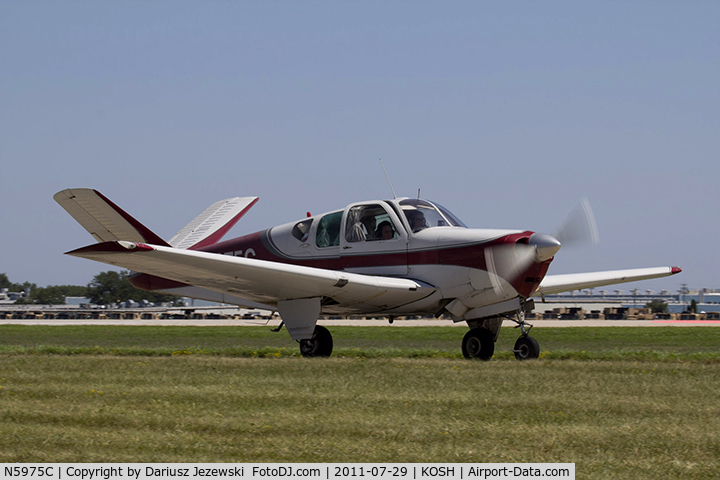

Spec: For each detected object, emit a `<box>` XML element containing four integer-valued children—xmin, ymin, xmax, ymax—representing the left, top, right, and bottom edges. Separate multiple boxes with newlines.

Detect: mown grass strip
<box><xmin>0</xmin><ymin>325</ymin><xmax>717</xmax><ymax>361</ymax></box>
<box><xmin>0</xmin><ymin>355</ymin><xmax>718</xmax><ymax>479</ymax></box>
<box><xmin>1</xmin><ymin>345</ymin><xmax>719</xmax><ymax>363</ymax></box>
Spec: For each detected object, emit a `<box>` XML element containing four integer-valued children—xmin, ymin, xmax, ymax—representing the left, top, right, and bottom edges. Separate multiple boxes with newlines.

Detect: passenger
<box><xmin>375</xmin><ymin>221</ymin><xmax>395</xmax><ymax>241</ymax></box>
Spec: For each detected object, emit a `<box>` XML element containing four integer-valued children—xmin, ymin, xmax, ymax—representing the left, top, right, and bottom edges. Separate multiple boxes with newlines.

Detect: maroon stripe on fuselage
<box><xmin>430</xmin><ymin>231</ymin><xmax>531</xmax><ymax>270</ymax></box>
<box><xmin>201</xmin><ymin>229</ymin><xmax>550</xmax><ymax>296</ymax></box>
<box><xmin>202</xmin><ymin>230</ymin><xmax>517</xmax><ymax>270</ymax></box>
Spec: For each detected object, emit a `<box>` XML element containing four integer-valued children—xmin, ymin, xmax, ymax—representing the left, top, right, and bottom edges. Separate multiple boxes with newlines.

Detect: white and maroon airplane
<box><xmin>55</xmin><ymin>188</ymin><xmax>681</xmax><ymax>360</ymax></box>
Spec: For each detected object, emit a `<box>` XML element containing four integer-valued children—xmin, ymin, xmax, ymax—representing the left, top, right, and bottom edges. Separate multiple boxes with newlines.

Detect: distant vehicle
<box><xmin>55</xmin><ymin>188</ymin><xmax>680</xmax><ymax>360</ymax></box>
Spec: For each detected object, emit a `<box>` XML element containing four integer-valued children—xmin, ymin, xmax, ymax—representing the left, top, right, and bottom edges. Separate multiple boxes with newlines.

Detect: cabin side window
<box><xmin>315</xmin><ymin>211</ymin><xmax>342</xmax><ymax>248</ymax></box>
<box><xmin>291</xmin><ymin>219</ymin><xmax>313</xmax><ymax>242</ymax></box>
<box><xmin>345</xmin><ymin>204</ymin><xmax>399</xmax><ymax>243</ymax></box>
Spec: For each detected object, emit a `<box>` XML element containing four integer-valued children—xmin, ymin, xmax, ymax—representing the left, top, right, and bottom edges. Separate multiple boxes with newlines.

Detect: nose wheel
<box><xmin>510</xmin><ymin>312</ymin><xmax>540</xmax><ymax>361</ymax></box>
<box><xmin>513</xmin><ymin>335</ymin><xmax>540</xmax><ymax>360</ymax></box>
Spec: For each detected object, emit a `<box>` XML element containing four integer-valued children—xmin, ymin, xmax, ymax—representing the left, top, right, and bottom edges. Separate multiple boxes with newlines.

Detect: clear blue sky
<box><xmin>1</xmin><ymin>1</ymin><xmax>717</xmax><ymax>294</ymax></box>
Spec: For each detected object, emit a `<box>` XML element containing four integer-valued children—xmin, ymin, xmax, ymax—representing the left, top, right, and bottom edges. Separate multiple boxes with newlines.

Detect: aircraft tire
<box><xmin>513</xmin><ymin>335</ymin><xmax>540</xmax><ymax>361</ymax></box>
<box><xmin>299</xmin><ymin>325</ymin><xmax>333</xmax><ymax>358</ymax></box>
<box><xmin>461</xmin><ymin>328</ymin><xmax>494</xmax><ymax>360</ymax></box>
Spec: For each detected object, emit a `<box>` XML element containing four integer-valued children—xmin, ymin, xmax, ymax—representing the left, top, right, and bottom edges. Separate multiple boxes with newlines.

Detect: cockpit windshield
<box><xmin>398</xmin><ymin>199</ymin><xmax>467</xmax><ymax>233</ymax></box>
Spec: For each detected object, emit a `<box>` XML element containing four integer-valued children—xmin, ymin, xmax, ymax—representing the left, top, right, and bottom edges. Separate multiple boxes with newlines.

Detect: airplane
<box><xmin>54</xmin><ymin>188</ymin><xmax>681</xmax><ymax>360</ymax></box>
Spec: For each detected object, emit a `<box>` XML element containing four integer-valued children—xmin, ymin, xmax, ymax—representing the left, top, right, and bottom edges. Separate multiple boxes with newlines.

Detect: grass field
<box><xmin>0</xmin><ymin>324</ymin><xmax>718</xmax><ymax>361</ymax></box>
<box><xmin>0</xmin><ymin>325</ymin><xmax>719</xmax><ymax>479</ymax></box>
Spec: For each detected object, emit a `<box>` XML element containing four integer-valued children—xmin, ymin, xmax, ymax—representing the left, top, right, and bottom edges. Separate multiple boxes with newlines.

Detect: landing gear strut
<box><xmin>299</xmin><ymin>325</ymin><xmax>333</xmax><ymax>358</ymax></box>
<box><xmin>509</xmin><ymin>312</ymin><xmax>540</xmax><ymax>361</ymax></box>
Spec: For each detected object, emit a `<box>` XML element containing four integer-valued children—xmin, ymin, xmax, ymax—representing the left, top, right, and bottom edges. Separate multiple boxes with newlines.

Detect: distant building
<box><xmin>65</xmin><ymin>296</ymin><xmax>91</xmax><ymax>306</ymax></box>
<box><xmin>538</xmin><ymin>289</ymin><xmax>720</xmax><ymax>313</ymax></box>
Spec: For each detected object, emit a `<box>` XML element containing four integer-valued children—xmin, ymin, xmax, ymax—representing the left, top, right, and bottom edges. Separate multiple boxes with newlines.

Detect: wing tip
<box><xmin>671</xmin><ymin>266</ymin><xmax>682</xmax><ymax>275</ymax></box>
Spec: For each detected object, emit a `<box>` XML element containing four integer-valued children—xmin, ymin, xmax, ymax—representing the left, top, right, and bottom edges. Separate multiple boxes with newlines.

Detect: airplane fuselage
<box><xmin>132</xmin><ymin>198</ymin><xmax>554</xmax><ymax>319</ymax></box>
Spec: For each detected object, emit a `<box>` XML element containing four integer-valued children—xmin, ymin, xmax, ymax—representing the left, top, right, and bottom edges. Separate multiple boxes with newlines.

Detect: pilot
<box><xmin>375</xmin><ymin>221</ymin><xmax>395</xmax><ymax>241</ymax></box>
<box><xmin>405</xmin><ymin>210</ymin><xmax>427</xmax><ymax>233</ymax></box>
<box><xmin>361</xmin><ymin>216</ymin><xmax>377</xmax><ymax>240</ymax></box>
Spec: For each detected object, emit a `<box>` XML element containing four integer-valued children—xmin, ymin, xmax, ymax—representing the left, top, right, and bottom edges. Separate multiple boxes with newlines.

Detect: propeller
<box><xmin>484</xmin><ymin>198</ymin><xmax>599</xmax><ymax>296</ymax></box>
<box><xmin>553</xmin><ymin>197</ymin><xmax>599</xmax><ymax>248</ymax></box>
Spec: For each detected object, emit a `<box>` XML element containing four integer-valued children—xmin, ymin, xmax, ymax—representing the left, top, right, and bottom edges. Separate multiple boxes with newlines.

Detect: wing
<box><xmin>66</xmin><ymin>241</ymin><xmax>435</xmax><ymax>311</ymax></box>
<box><xmin>534</xmin><ymin>266</ymin><xmax>682</xmax><ymax>296</ymax></box>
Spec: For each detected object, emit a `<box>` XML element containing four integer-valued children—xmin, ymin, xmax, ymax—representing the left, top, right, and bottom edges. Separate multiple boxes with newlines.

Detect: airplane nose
<box><xmin>529</xmin><ymin>233</ymin><xmax>562</xmax><ymax>262</ymax></box>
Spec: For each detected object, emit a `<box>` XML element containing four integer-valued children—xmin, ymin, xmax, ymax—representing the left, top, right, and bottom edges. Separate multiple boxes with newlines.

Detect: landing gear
<box><xmin>513</xmin><ymin>335</ymin><xmax>540</xmax><ymax>360</ymax></box>
<box><xmin>461</xmin><ymin>308</ymin><xmax>540</xmax><ymax>361</ymax></box>
<box><xmin>461</xmin><ymin>328</ymin><xmax>495</xmax><ymax>360</ymax></box>
<box><xmin>299</xmin><ymin>325</ymin><xmax>333</xmax><ymax>358</ymax></box>
<box><xmin>510</xmin><ymin>311</ymin><xmax>540</xmax><ymax>361</ymax></box>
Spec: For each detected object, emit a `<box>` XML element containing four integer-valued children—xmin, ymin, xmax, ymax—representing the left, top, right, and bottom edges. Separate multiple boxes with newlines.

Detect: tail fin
<box><xmin>54</xmin><ymin>188</ymin><xmax>170</xmax><ymax>246</ymax></box>
<box><xmin>55</xmin><ymin>188</ymin><xmax>259</xmax><ymax>250</ymax></box>
<box><xmin>168</xmin><ymin>196</ymin><xmax>258</xmax><ymax>250</ymax></box>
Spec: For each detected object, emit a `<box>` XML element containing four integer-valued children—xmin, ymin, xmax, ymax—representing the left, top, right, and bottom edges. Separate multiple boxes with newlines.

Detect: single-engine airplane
<box><xmin>55</xmin><ymin>188</ymin><xmax>681</xmax><ymax>360</ymax></box>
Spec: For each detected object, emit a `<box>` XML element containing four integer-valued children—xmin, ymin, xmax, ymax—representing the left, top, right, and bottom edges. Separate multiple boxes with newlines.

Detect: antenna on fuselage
<box><xmin>380</xmin><ymin>158</ymin><xmax>397</xmax><ymax>199</ymax></box>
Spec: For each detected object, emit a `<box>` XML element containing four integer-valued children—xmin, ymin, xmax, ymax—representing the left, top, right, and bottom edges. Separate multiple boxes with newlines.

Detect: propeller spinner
<box><xmin>528</xmin><ymin>232</ymin><xmax>562</xmax><ymax>262</ymax></box>
<box><xmin>485</xmin><ymin>198</ymin><xmax>598</xmax><ymax>296</ymax></box>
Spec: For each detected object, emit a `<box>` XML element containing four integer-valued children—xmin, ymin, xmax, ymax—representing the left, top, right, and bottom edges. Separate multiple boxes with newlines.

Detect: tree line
<box><xmin>1</xmin><ymin>271</ymin><xmax>179</xmax><ymax>306</ymax></box>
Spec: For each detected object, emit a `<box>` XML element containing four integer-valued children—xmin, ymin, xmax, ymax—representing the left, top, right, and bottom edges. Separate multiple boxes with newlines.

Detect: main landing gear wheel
<box><xmin>461</xmin><ymin>328</ymin><xmax>495</xmax><ymax>360</ymax></box>
<box><xmin>299</xmin><ymin>325</ymin><xmax>333</xmax><ymax>358</ymax></box>
<box><xmin>513</xmin><ymin>335</ymin><xmax>540</xmax><ymax>361</ymax></box>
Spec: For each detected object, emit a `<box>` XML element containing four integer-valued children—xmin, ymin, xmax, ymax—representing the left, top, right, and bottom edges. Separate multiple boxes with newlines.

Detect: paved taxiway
<box><xmin>1</xmin><ymin>318</ymin><xmax>719</xmax><ymax>327</ymax></box>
